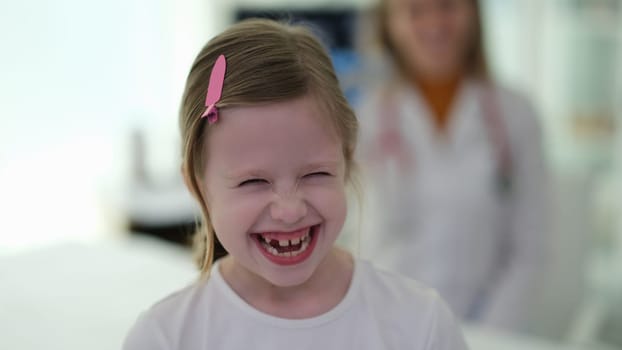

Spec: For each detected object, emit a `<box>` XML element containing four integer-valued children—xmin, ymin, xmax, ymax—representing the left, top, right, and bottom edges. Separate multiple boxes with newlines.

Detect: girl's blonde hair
<box><xmin>376</xmin><ymin>0</ymin><xmax>489</xmax><ymax>79</ymax></box>
<box><xmin>179</xmin><ymin>19</ymin><xmax>359</xmax><ymax>278</ymax></box>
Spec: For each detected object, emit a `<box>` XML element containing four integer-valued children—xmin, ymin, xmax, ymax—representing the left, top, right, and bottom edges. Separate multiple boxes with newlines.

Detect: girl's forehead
<box><xmin>210</xmin><ymin>95</ymin><xmax>339</xmax><ymax>141</ymax></box>
<box><xmin>203</xmin><ymin>95</ymin><xmax>343</xmax><ymax>165</ymax></box>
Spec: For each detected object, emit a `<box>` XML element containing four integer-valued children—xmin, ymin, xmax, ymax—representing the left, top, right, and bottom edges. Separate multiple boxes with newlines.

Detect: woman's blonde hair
<box><xmin>179</xmin><ymin>19</ymin><xmax>359</xmax><ymax>278</ymax></box>
<box><xmin>376</xmin><ymin>0</ymin><xmax>489</xmax><ymax>79</ymax></box>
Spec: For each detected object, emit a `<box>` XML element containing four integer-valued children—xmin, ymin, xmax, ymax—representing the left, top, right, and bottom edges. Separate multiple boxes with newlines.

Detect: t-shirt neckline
<box><xmin>210</xmin><ymin>258</ymin><xmax>361</xmax><ymax>329</ymax></box>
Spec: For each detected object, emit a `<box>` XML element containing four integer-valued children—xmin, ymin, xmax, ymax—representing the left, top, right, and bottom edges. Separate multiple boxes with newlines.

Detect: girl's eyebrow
<box><xmin>223</xmin><ymin>169</ymin><xmax>268</xmax><ymax>181</ymax></box>
<box><xmin>223</xmin><ymin>160</ymin><xmax>342</xmax><ymax>180</ymax></box>
<box><xmin>300</xmin><ymin>160</ymin><xmax>341</xmax><ymax>172</ymax></box>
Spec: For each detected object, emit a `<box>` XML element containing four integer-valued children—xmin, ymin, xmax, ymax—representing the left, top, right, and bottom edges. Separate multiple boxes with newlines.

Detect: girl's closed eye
<box><xmin>303</xmin><ymin>171</ymin><xmax>333</xmax><ymax>178</ymax></box>
<box><xmin>302</xmin><ymin>171</ymin><xmax>336</xmax><ymax>185</ymax></box>
<box><xmin>238</xmin><ymin>178</ymin><xmax>270</xmax><ymax>187</ymax></box>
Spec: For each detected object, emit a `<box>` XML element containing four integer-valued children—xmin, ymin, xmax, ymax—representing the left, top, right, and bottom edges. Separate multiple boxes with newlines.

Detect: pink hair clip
<box><xmin>200</xmin><ymin>54</ymin><xmax>227</xmax><ymax>124</ymax></box>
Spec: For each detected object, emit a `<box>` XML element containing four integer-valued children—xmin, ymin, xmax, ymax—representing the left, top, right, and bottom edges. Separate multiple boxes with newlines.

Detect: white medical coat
<box><xmin>356</xmin><ymin>78</ymin><xmax>550</xmax><ymax>331</ymax></box>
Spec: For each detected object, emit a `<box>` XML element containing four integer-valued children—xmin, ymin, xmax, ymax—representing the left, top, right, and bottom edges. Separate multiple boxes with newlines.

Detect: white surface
<box><xmin>0</xmin><ymin>236</ymin><xmax>613</xmax><ymax>350</ymax></box>
<box><xmin>465</xmin><ymin>326</ymin><xmax>617</xmax><ymax>350</ymax></box>
<box><xmin>0</xmin><ymin>236</ymin><xmax>196</xmax><ymax>350</ymax></box>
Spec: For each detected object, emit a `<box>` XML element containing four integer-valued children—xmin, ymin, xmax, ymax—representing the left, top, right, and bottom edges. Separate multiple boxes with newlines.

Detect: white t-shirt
<box><xmin>123</xmin><ymin>259</ymin><xmax>468</xmax><ymax>350</ymax></box>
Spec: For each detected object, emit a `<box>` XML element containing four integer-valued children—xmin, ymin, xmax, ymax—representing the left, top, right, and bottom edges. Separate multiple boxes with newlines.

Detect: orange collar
<box><xmin>415</xmin><ymin>76</ymin><xmax>462</xmax><ymax>132</ymax></box>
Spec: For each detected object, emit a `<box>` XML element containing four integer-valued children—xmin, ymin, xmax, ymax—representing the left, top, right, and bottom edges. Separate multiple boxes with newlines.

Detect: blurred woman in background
<box><xmin>357</xmin><ymin>0</ymin><xmax>550</xmax><ymax>331</ymax></box>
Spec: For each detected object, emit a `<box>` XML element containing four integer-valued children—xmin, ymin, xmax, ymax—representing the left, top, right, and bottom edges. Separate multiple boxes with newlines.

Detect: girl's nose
<box><xmin>270</xmin><ymin>194</ymin><xmax>307</xmax><ymax>225</ymax></box>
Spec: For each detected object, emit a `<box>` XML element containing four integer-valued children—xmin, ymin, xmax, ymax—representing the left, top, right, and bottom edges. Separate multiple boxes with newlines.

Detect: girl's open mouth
<box><xmin>252</xmin><ymin>224</ymin><xmax>320</xmax><ymax>266</ymax></box>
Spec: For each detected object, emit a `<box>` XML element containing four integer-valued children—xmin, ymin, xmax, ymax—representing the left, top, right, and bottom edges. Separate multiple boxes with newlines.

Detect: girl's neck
<box><xmin>219</xmin><ymin>247</ymin><xmax>354</xmax><ymax>319</ymax></box>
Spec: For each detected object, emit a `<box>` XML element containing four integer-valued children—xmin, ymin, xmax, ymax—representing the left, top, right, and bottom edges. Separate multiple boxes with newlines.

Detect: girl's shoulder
<box><xmin>355</xmin><ymin>259</ymin><xmax>453</xmax><ymax>318</ymax></box>
<box><xmin>122</xmin><ymin>278</ymin><xmax>217</xmax><ymax>350</ymax></box>
<box><xmin>357</xmin><ymin>259</ymin><xmax>439</xmax><ymax>300</ymax></box>
<box><xmin>355</xmin><ymin>260</ymin><xmax>468</xmax><ymax>349</ymax></box>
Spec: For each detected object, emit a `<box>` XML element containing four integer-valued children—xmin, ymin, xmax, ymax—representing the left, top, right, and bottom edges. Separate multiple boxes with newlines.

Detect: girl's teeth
<box><xmin>268</xmin><ymin>245</ymin><xmax>278</xmax><ymax>256</ymax></box>
<box><xmin>262</xmin><ymin>228</ymin><xmax>312</xmax><ymax>248</ymax></box>
<box><xmin>260</xmin><ymin>229</ymin><xmax>313</xmax><ymax>258</ymax></box>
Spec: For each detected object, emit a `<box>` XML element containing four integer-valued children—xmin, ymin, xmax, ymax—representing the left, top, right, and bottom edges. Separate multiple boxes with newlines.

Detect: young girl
<box><xmin>123</xmin><ymin>19</ymin><xmax>468</xmax><ymax>350</ymax></box>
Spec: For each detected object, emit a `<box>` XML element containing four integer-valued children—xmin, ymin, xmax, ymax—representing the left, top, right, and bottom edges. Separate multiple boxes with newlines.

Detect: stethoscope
<box><xmin>369</xmin><ymin>82</ymin><xmax>513</xmax><ymax>197</ymax></box>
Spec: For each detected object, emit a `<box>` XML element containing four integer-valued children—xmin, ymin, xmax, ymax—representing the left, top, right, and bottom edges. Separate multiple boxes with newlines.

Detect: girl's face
<box><xmin>386</xmin><ymin>0</ymin><xmax>476</xmax><ymax>80</ymax></box>
<box><xmin>202</xmin><ymin>95</ymin><xmax>348</xmax><ymax>288</ymax></box>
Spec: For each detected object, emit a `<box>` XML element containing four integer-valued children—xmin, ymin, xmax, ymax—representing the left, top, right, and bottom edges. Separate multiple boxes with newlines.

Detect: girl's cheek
<box><xmin>226</xmin><ymin>191</ymin><xmax>272</xmax><ymax>216</ymax></box>
<box><xmin>306</xmin><ymin>185</ymin><xmax>348</xmax><ymax>212</ymax></box>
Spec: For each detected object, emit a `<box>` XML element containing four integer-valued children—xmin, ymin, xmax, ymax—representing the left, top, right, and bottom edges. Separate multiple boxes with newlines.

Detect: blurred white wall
<box><xmin>0</xmin><ymin>0</ymin><xmax>212</xmax><ymax>253</ymax></box>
